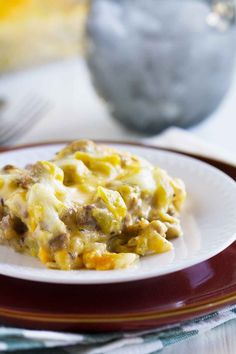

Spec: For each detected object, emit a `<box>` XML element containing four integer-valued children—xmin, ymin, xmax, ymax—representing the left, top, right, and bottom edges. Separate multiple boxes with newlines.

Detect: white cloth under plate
<box><xmin>145</xmin><ymin>127</ymin><xmax>236</xmax><ymax>166</ymax></box>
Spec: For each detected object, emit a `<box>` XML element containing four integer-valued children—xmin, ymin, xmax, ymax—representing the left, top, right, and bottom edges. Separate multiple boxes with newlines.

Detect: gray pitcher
<box><xmin>86</xmin><ymin>0</ymin><xmax>236</xmax><ymax>134</ymax></box>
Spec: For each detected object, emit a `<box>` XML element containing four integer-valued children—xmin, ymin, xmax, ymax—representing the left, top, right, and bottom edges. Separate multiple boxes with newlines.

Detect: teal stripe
<box><xmin>143</xmin><ymin>331</ymin><xmax>179</xmax><ymax>343</ymax></box>
<box><xmin>1</xmin><ymin>337</ymin><xmax>45</xmax><ymax>351</ymax></box>
<box><xmin>0</xmin><ymin>328</ymin><xmax>29</xmax><ymax>337</ymax></box>
<box><xmin>186</xmin><ymin>311</ymin><xmax>219</xmax><ymax>324</ymax></box>
<box><xmin>78</xmin><ymin>332</ymin><xmax>124</xmax><ymax>344</ymax></box>
<box><xmin>161</xmin><ymin>329</ymin><xmax>199</xmax><ymax>346</ymax></box>
<box><xmin>148</xmin><ymin>330</ymin><xmax>201</xmax><ymax>353</ymax></box>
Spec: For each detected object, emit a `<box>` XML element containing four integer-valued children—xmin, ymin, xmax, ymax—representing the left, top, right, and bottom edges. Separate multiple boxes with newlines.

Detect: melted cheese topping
<box><xmin>0</xmin><ymin>140</ymin><xmax>186</xmax><ymax>270</ymax></box>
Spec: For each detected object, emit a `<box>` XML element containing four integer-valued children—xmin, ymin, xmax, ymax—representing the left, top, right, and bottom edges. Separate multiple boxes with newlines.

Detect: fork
<box><xmin>0</xmin><ymin>96</ymin><xmax>51</xmax><ymax>145</ymax></box>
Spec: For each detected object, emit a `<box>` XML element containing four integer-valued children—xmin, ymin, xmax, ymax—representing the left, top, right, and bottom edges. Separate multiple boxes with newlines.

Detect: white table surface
<box><xmin>0</xmin><ymin>58</ymin><xmax>236</xmax><ymax>354</ymax></box>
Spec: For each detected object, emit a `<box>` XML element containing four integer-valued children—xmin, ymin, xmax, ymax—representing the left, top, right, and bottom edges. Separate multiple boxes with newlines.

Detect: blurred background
<box><xmin>0</xmin><ymin>0</ymin><xmax>235</xmax><ymax>157</ymax></box>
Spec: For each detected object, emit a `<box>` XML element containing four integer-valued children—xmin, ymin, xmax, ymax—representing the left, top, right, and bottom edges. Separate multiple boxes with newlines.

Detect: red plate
<box><xmin>0</xmin><ymin>142</ymin><xmax>235</xmax><ymax>332</ymax></box>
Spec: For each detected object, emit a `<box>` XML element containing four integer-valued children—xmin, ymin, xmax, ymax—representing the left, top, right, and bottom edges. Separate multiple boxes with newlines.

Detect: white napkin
<box><xmin>145</xmin><ymin>127</ymin><xmax>235</xmax><ymax>166</ymax></box>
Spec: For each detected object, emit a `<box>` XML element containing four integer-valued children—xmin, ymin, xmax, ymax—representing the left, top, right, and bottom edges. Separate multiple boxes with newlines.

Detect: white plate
<box><xmin>0</xmin><ymin>143</ymin><xmax>235</xmax><ymax>284</ymax></box>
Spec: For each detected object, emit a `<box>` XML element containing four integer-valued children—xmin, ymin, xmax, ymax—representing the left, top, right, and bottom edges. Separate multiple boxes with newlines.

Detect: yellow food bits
<box><xmin>92</xmin><ymin>208</ymin><xmax>121</xmax><ymax>234</ymax></box>
<box><xmin>96</xmin><ymin>186</ymin><xmax>127</xmax><ymax>219</ymax></box>
<box><xmin>40</xmin><ymin>161</ymin><xmax>64</xmax><ymax>182</ymax></box>
<box><xmin>38</xmin><ymin>246</ymin><xmax>51</xmax><ymax>264</ymax></box>
<box><xmin>153</xmin><ymin>168</ymin><xmax>174</xmax><ymax>211</ymax></box>
<box><xmin>69</xmin><ymin>236</ymin><xmax>84</xmax><ymax>256</ymax></box>
<box><xmin>0</xmin><ymin>178</ymin><xmax>4</xmax><ymax>189</ymax></box>
<box><xmin>171</xmin><ymin>178</ymin><xmax>187</xmax><ymax>211</ymax></box>
<box><xmin>54</xmin><ymin>249</ymin><xmax>72</xmax><ymax>270</ymax></box>
<box><xmin>83</xmin><ymin>249</ymin><xmax>138</xmax><ymax>270</ymax></box>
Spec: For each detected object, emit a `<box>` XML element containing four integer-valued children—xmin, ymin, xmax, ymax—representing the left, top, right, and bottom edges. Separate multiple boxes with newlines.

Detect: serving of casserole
<box><xmin>0</xmin><ymin>140</ymin><xmax>186</xmax><ymax>271</ymax></box>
